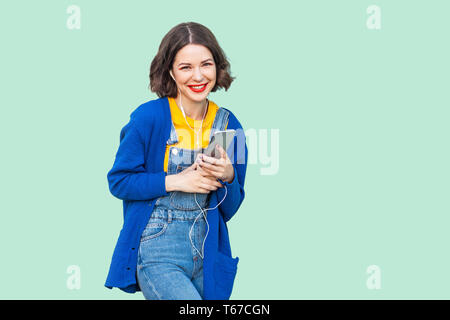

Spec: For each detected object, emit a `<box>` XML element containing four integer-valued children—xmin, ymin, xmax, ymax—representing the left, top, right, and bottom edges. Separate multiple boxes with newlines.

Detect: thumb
<box><xmin>180</xmin><ymin>162</ymin><xmax>196</xmax><ymax>173</ymax></box>
<box><xmin>188</xmin><ymin>162</ymin><xmax>198</xmax><ymax>171</ymax></box>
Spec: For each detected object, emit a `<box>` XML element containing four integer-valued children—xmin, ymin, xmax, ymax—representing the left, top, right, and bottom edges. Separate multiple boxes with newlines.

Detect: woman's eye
<box><xmin>181</xmin><ymin>63</ymin><xmax>212</xmax><ymax>70</ymax></box>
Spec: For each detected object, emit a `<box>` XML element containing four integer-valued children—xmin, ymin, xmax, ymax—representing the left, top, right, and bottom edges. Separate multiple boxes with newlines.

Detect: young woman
<box><xmin>105</xmin><ymin>22</ymin><xmax>248</xmax><ymax>300</ymax></box>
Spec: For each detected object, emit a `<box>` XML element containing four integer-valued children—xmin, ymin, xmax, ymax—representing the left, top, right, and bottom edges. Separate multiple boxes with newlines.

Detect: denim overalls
<box><xmin>136</xmin><ymin>107</ymin><xmax>229</xmax><ymax>300</ymax></box>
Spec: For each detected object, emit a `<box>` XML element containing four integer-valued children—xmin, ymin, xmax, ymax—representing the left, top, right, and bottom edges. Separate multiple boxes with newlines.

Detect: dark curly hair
<box><xmin>149</xmin><ymin>22</ymin><xmax>235</xmax><ymax>98</ymax></box>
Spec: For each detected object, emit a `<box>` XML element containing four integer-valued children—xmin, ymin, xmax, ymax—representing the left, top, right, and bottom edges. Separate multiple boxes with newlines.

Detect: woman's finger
<box><xmin>199</xmin><ymin>181</ymin><xmax>217</xmax><ymax>191</ymax></box>
<box><xmin>185</xmin><ymin>163</ymin><xmax>197</xmax><ymax>172</ymax></box>
<box><xmin>216</xmin><ymin>145</ymin><xmax>228</xmax><ymax>160</ymax></box>
<box><xmin>195</xmin><ymin>187</ymin><xmax>211</xmax><ymax>194</ymax></box>
<box><xmin>197</xmin><ymin>163</ymin><xmax>221</xmax><ymax>177</ymax></box>
<box><xmin>199</xmin><ymin>160</ymin><xmax>224</xmax><ymax>172</ymax></box>
<box><xmin>201</xmin><ymin>175</ymin><xmax>223</xmax><ymax>188</ymax></box>
<box><xmin>198</xmin><ymin>164</ymin><xmax>221</xmax><ymax>177</ymax></box>
<box><xmin>200</xmin><ymin>153</ymin><xmax>223</xmax><ymax>165</ymax></box>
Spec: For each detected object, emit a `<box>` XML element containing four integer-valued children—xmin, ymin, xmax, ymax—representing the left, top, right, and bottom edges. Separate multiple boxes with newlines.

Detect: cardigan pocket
<box><xmin>214</xmin><ymin>251</ymin><xmax>239</xmax><ymax>300</ymax></box>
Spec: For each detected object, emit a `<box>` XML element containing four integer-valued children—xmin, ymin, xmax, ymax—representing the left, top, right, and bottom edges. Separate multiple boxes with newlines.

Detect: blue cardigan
<box><xmin>105</xmin><ymin>96</ymin><xmax>248</xmax><ymax>300</ymax></box>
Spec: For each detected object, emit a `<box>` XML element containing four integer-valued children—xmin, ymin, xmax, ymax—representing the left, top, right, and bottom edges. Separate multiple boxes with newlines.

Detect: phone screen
<box><xmin>204</xmin><ymin>130</ymin><xmax>236</xmax><ymax>158</ymax></box>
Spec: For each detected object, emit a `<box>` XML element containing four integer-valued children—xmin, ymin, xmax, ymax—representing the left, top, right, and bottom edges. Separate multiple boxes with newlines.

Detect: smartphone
<box><xmin>203</xmin><ymin>129</ymin><xmax>236</xmax><ymax>159</ymax></box>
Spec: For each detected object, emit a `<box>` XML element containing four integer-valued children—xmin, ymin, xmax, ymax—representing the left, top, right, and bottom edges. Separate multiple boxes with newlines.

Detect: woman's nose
<box><xmin>192</xmin><ymin>67</ymin><xmax>204</xmax><ymax>81</ymax></box>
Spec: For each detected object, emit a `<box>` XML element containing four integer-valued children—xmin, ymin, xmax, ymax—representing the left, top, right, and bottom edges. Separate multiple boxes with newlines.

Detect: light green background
<box><xmin>0</xmin><ymin>0</ymin><xmax>449</xmax><ymax>299</ymax></box>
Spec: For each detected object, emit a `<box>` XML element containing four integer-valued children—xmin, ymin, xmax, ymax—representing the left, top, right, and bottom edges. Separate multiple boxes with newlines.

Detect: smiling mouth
<box><xmin>187</xmin><ymin>83</ymin><xmax>208</xmax><ymax>92</ymax></box>
<box><xmin>188</xmin><ymin>83</ymin><xmax>207</xmax><ymax>88</ymax></box>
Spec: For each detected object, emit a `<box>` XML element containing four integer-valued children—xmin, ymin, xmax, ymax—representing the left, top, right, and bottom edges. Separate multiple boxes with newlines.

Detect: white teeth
<box><xmin>190</xmin><ymin>84</ymin><xmax>206</xmax><ymax>89</ymax></box>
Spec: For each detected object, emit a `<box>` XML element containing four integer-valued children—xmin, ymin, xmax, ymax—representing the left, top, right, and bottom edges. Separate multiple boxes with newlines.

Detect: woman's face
<box><xmin>171</xmin><ymin>44</ymin><xmax>216</xmax><ymax>103</ymax></box>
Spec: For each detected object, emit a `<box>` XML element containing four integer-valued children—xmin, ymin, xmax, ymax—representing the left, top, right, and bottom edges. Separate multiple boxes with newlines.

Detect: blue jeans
<box><xmin>137</xmin><ymin>207</ymin><xmax>207</xmax><ymax>300</ymax></box>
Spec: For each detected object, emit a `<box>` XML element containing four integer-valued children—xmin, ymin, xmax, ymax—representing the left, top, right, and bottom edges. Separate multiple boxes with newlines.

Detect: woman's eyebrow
<box><xmin>178</xmin><ymin>58</ymin><xmax>213</xmax><ymax>66</ymax></box>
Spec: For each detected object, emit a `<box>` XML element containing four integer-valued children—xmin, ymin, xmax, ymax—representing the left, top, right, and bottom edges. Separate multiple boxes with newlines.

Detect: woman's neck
<box><xmin>175</xmin><ymin>95</ymin><xmax>208</xmax><ymax>120</ymax></box>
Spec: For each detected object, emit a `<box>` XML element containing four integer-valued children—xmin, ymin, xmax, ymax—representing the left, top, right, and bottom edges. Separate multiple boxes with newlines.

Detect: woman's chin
<box><xmin>186</xmin><ymin>91</ymin><xmax>209</xmax><ymax>102</ymax></box>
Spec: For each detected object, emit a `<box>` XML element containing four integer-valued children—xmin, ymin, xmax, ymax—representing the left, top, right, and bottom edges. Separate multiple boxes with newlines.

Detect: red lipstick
<box><xmin>187</xmin><ymin>83</ymin><xmax>208</xmax><ymax>93</ymax></box>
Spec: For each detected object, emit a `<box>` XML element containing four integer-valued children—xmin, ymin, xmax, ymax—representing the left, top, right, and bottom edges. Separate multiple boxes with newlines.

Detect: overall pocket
<box><xmin>214</xmin><ymin>251</ymin><xmax>239</xmax><ymax>300</ymax></box>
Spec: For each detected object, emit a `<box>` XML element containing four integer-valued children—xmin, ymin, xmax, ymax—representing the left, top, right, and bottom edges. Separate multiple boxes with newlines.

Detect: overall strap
<box><xmin>208</xmin><ymin>107</ymin><xmax>230</xmax><ymax>142</ymax></box>
<box><xmin>166</xmin><ymin>119</ymin><xmax>179</xmax><ymax>145</ymax></box>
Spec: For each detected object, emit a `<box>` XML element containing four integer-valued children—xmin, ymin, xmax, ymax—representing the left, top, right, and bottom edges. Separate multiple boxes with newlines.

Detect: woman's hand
<box><xmin>197</xmin><ymin>145</ymin><xmax>235</xmax><ymax>183</ymax></box>
<box><xmin>165</xmin><ymin>161</ymin><xmax>223</xmax><ymax>193</ymax></box>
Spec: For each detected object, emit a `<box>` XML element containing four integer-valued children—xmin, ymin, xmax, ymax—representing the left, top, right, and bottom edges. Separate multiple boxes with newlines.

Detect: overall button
<box><xmin>172</xmin><ymin>148</ymin><xmax>178</xmax><ymax>155</ymax></box>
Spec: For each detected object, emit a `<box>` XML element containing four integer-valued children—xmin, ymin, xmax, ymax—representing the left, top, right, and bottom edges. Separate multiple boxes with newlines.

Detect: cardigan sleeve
<box><xmin>215</xmin><ymin>112</ymin><xmax>248</xmax><ymax>223</ymax></box>
<box><xmin>107</xmin><ymin>119</ymin><xmax>169</xmax><ymax>201</ymax></box>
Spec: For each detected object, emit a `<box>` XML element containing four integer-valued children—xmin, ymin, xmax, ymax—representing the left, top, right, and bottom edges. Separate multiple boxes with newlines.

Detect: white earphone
<box><xmin>168</xmin><ymin>67</ymin><xmax>227</xmax><ymax>259</ymax></box>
